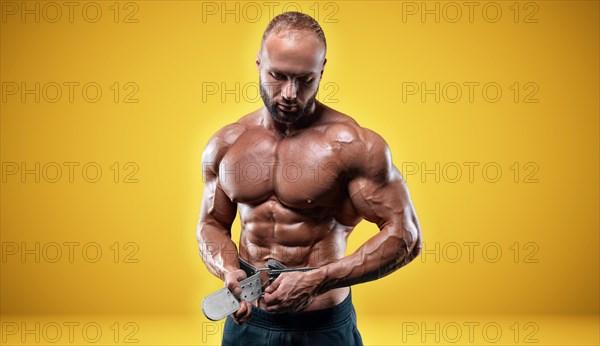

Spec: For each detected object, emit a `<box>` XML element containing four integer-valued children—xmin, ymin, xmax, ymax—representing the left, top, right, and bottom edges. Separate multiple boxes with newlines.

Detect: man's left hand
<box><xmin>263</xmin><ymin>271</ymin><xmax>319</xmax><ymax>312</ymax></box>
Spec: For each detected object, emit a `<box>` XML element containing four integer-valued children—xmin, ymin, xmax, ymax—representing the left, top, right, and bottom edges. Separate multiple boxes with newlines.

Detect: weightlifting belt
<box><xmin>202</xmin><ymin>257</ymin><xmax>318</xmax><ymax>321</ymax></box>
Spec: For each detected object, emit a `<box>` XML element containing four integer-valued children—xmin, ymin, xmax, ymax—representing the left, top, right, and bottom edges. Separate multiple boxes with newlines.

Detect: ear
<box><xmin>320</xmin><ymin>58</ymin><xmax>327</xmax><ymax>77</ymax></box>
<box><xmin>256</xmin><ymin>50</ymin><xmax>261</xmax><ymax>70</ymax></box>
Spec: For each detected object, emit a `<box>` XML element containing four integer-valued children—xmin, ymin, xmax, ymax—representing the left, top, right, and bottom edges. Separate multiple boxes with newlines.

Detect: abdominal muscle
<box><xmin>237</xmin><ymin>199</ymin><xmax>352</xmax><ymax>311</ymax></box>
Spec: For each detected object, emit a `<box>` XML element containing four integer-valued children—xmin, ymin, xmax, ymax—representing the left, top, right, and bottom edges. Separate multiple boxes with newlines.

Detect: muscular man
<box><xmin>197</xmin><ymin>12</ymin><xmax>422</xmax><ymax>346</ymax></box>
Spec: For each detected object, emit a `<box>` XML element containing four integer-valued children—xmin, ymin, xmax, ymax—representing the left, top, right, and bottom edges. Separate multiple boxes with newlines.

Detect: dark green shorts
<box><xmin>221</xmin><ymin>291</ymin><xmax>363</xmax><ymax>346</ymax></box>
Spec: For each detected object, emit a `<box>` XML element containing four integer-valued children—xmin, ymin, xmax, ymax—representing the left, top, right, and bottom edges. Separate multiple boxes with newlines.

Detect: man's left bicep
<box><xmin>348</xmin><ymin>166</ymin><xmax>422</xmax><ymax>252</ymax></box>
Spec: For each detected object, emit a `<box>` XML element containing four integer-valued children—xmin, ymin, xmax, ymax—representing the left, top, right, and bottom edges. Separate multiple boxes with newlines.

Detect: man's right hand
<box><xmin>224</xmin><ymin>269</ymin><xmax>252</xmax><ymax>324</ymax></box>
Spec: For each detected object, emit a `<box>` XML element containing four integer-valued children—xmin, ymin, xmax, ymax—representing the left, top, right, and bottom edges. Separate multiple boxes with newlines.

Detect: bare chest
<box><xmin>218</xmin><ymin>130</ymin><xmax>346</xmax><ymax>208</ymax></box>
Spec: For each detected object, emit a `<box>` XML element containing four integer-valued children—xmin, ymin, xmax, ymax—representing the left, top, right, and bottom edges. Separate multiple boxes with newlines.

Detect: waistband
<box><xmin>247</xmin><ymin>290</ymin><xmax>354</xmax><ymax>331</ymax></box>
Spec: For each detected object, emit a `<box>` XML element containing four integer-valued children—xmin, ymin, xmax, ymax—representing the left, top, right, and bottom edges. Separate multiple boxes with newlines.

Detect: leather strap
<box><xmin>202</xmin><ymin>272</ymin><xmax>262</xmax><ymax>321</ymax></box>
<box><xmin>201</xmin><ymin>257</ymin><xmax>318</xmax><ymax>321</ymax></box>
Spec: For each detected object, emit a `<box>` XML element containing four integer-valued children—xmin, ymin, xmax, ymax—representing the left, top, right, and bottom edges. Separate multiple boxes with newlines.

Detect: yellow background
<box><xmin>1</xmin><ymin>0</ymin><xmax>598</xmax><ymax>345</ymax></box>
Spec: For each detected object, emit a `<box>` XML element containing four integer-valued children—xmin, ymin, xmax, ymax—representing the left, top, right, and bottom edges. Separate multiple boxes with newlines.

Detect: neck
<box><xmin>263</xmin><ymin>101</ymin><xmax>321</xmax><ymax>137</ymax></box>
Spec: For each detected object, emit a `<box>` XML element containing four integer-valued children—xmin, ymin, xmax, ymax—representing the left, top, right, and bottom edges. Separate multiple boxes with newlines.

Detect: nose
<box><xmin>281</xmin><ymin>79</ymin><xmax>297</xmax><ymax>102</ymax></box>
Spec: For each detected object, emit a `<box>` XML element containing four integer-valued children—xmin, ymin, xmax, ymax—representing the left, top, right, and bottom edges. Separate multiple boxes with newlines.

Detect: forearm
<box><xmin>197</xmin><ymin>223</ymin><xmax>240</xmax><ymax>280</ymax></box>
<box><xmin>312</xmin><ymin>223</ymin><xmax>421</xmax><ymax>294</ymax></box>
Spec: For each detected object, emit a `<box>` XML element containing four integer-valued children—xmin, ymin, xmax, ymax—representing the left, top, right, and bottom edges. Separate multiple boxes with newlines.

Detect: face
<box><xmin>257</xmin><ymin>30</ymin><xmax>326</xmax><ymax>124</ymax></box>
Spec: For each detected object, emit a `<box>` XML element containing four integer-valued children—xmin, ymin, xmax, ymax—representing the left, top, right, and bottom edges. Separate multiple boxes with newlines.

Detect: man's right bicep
<box><xmin>198</xmin><ymin>128</ymin><xmax>239</xmax><ymax>234</ymax></box>
<box><xmin>198</xmin><ymin>176</ymin><xmax>237</xmax><ymax>236</ymax></box>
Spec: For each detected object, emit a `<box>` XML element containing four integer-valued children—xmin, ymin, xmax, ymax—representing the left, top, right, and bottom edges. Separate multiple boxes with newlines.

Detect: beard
<box><xmin>259</xmin><ymin>76</ymin><xmax>318</xmax><ymax>124</ymax></box>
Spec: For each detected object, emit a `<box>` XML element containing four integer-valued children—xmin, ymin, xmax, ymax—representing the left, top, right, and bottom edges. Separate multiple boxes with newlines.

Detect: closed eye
<box><xmin>270</xmin><ymin>72</ymin><xmax>286</xmax><ymax>81</ymax></box>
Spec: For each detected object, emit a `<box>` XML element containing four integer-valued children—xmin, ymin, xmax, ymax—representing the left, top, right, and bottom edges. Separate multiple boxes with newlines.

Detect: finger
<box><xmin>225</xmin><ymin>269</ymin><xmax>246</xmax><ymax>296</ymax></box>
<box><xmin>233</xmin><ymin>300</ymin><xmax>251</xmax><ymax>324</ymax></box>
<box><xmin>233</xmin><ymin>300</ymin><xmax>247</xmax><ymax>318</ymax></box>
<box><xmin>231</xmin><ymin>301</ymin><xmax>246</xmax><ymax>324</ymax></box>
<box><xmin>234</xmin><ymin>269</ymin><xmax>247</xmax><ymax>281</ymax></box>
<box><xmin>238</xmin><ymin>300</ymin><xmax>252</xmax><ymax>324</ymax></box>
<box><xmin>265</xmin><ymin>301</ymin><xmax>287</xmax><ymax>312</ymax></box>
<box><xmin>263</xmin><ymin>291</ymin><xmax>281</xmax><ymax>306</ymax></box>
<box><xmin>264</xmin><ymin>275</ymin><xmax>282</xmax><ymax>294</ymax></box>
<box><xmin>226</xmin><ymin>280</ymin><xmax>242</xmax><ymax>296</ymax></box>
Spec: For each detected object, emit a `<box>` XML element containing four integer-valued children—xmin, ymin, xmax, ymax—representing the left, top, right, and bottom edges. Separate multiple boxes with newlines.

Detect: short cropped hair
<box><xmin>261</xmin><ymin>12</ymin><xmax>327</xmax><ymax>53</ymax></box>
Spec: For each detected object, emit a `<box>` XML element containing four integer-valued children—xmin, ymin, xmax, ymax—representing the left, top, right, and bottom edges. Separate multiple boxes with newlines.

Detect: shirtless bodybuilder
<box><xmin>197</xmin><ymin>12</ymin><xmax>422</xmax><ymax>346</ymax></box>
